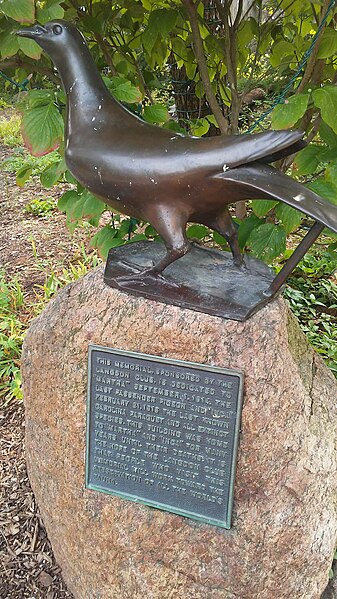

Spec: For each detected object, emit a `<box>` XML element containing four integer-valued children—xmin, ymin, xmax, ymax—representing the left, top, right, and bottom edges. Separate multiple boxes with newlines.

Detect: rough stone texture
<box><xmin>21</xmin><ymin>266</ymin><xmax>337</xmax><ymax>599</ymax></box>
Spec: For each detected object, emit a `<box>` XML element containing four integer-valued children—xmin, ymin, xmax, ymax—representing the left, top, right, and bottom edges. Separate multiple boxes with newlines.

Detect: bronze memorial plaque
<box><xmin>86</xmin><ymin>345</ymin><xmax>244</xmax><ymax>528</ymax></box>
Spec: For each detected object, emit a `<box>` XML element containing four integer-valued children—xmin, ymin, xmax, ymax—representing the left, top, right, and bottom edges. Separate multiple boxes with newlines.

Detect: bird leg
<box><xmin>199</xmin><ymin>208</ymin><xmax>244</xmax><ymax>268</ymax></box>
<box><xmin>116</xmin><ymin>206</ymin><xmax>191</xmax><ymax>286</ymax></box>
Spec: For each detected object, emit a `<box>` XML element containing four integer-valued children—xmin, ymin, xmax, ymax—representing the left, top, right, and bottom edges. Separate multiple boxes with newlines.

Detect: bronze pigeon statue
<box><xmin>17</xmin><ymin>20</ymin><xmax>337</xmax><ymax>283</ymax></box>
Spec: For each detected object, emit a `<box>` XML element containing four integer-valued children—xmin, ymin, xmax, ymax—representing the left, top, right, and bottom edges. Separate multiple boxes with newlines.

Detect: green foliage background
<box><xmin>1</xmin><ymin>0</ymin><xmax>337</xmax><ymax>260</ymax></box>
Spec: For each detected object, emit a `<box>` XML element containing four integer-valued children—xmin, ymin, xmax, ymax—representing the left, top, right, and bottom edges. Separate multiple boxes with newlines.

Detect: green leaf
<box><xmin>81</xmin><ymin>190</ymin><xmax>105</xmax><ymax>219</ymax></box>
<box><xmin>319</xmin><ymin>123</ymin><xmax>337</xmax><ymax>149</ymax></box>
<box><xmin>1</xmin><ymin>0</ymin><xmax>35</xmax><ymax>22</ymax></box>
<box><xmin>270</xmin><ymin>40</ymin><xmax>294</xmax><ymax>68</ymax></box>
<box><xmin>252</xmin><ymin>199</ymin><xmax>278</xmax><ymax>217</ymax></box>
<box><xmin>103</xmin><ymin>76</ymin><xmax>142</xmax><ymax>104</ymax></box>
<box><xmin>65</xmin><ymin>170</ymin><xmax>78</xmax><ymax>185</ymax></box>
<box><xmin>317</xmin><ymin>29</ymin><xmax>337</xmax><ymax>59</ymax></box>
<box><xmin>143</xmin><ymin>104</ymin><xmax>169</xmax><ymax>124</ymax></box>
<box><xmin>249</xmin><ymin>223</ymin><xmax>287</xmax><ymax>262</ymax></box>
<box><xmin>238</xmin><ymin>214</ymin><xmax>264</xmax><ymax>249</ymax></box>
<box><xmin>326</xmin><ymin>160</ymin><xmax>337</xmax><ymax>188</ymax></box>
<box><xmin>186</xmin><ymin>224</ymin><xmax>209</xmax><ymax>239</ymax></box>
<box><xmin>36</xmin><ymin>0</ymin><xmax>64</xmax><ymax>23</ymax></box>
<box><xmin>16</xmin><ymin>165</ymin><xmax>32</xmax><ymax>187</ymax></box>
<box><xmin>313</xmin><ymin>87</ymin><xmax>337</xmax><ymax>134</ymax></box>
<box><xmin>306</xmin><ymin>179</ymin><xmax>337</xmax><ymax>205</ymax></box>
<box><xmin>40</xmin><ymin>160</ymin><xmax>66</xmax><ymax>188</ymax></box>
<box><xmin>58</xmin><ymin>190</ymin><xmax>80</xmax><ymax>214</ymax></box>
<box><xmin>58</xmin><ymin>189</ymin><xmax>105</xmax><ymax>225</ymax></box>
<box><xmin>90</xmin><ymin>226</ymin><xmax>119</xmax><ymax>259</ymax></box>
<box><xmin>293</xmin><ymin>145</ymin><xmax>324</xmax><ymax>176</ymax></box>
<box><xmin>142</xmin><ymin>8</ymin><xmax>178</xmax><ymax>55</ymax></box>
<box><xmin>18</xmin><ymin>37</ymin><xmax>42</xmax><ymax>60</ymax></box>
<box><xmin>21</xmin><ymin>102</ymin><xmax>64</xmax><ymax>156</ymax></box>
<box><xmin>23</xmin><ymin>89</ymin><xmax>55</xmax><ymax>108</ymax></box>
<box><xmin>271</xmin><ymin>94</ymin><xmax>309</xmax><ymax>129</ymax></box>
<box><xmin>275</xmin><ymin>203</ymin><xmax>303</xmax><ymax>234</ymax></box>
<box><xmin>190</xmin><ymin>118</ymin><xmax>210</xmax><ymax>137</ymax></box>
<box><xmin>0</xmin><ymin>31</ymin><xmax>19</xmax><ymax>58</ymax></box>
<box><xmin>163</xmin><ymin>120</ymin><xmax>187</xmax><ymax>134</ymax></box>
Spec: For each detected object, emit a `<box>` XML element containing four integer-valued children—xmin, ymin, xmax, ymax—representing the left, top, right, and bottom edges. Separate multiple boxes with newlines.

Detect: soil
<box><xmin>0</xmin><ymin>135</ymin><xmax>336</xmax><ymax>598</ymax></box>
<box><xmin>0</xmin><ymin>138</ymin><xmax>97</xmax><ymax>598</ymax></box>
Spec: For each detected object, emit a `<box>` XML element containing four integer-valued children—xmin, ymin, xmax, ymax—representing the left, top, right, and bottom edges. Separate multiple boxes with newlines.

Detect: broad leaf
<box><xmin>275</xmin><ymin>203</ymin><xmax>303</xmax><ymax>234</ymax></box>
<box><xmin>0</xmin><ymin>31</ymin><xmax>19</xmax><ymax>58</ymax></box>
<box><xmin>270</xmin><ymin>40</ymin><xmax>294</xmax><ymax>68</ymax></box>
<box><xmin>271</xmin><ymin>94</ymin><xmax>309</xmax><ymax>129</ymax></box>
<box><xmin>1</xmin><ymin>0</ymin><xmax>34</xmax><ymax>22</ymax></box>
<box><xmin>58</xmin><ymin>190</ymin><xmax>81</xmax><ymax>215</ymax></box>
<box><xmin>319</xmin><ymin>123</ymin><xmax>337</xmax><ymax>149</ymax></box>
<box><xmin>306</xmin><ymin>179</ymin><xmax>337</xmax><ymax>205</ymax></box>
<box><xmin>81</xmin><ymin>190</ymin><xmax>105</xmax><ymax>219</ymax></box>
<box><xmin>252</xmin><ymin>199</ymin><xmax>278</xmax><ymax>217</ymax></box>
<box><xmin>104</xmin><ymin>76</ymin><xmax>142</xmax><ymax>104</ymax></box>
<box><xmin>24</xmin><ymin>89</ymin><xmax>55</xmax><ymax>108</ymax></box>
<box><xmin>190</xmin><ymin>118</ymin><xmax>210</xmax><ymax>137</ymax></box>
<box><xmin>18</xmin><ymin>37</ymin><xmax>42</xmax><ymax>60</ymax></box>
<box><xmin>90</xmin><ymin>226</ymin><xmax>119</xmax><ymax>259</ymax></box>
<box><xmin>326</xmin><ymin>160</ymin><xmax>337</xmax><ymax>188</ymax></box>
<box><xmin>143</xmin><ymin>104</ymin><xmax>169</xmax><ymax>124</ymax></box>
<box><xmin>317</xmin><ymin>29</ymin><xmax>337</xmax><ymax>59</ymax></box>
<box><xmin>249</xmin><ymin>223</ymin><xmax>287</xmax><ymax>262</ymax></box>
<box><xmin>186</xmin><ymin>224</ymin><xmax>209</xmax><ymax>239</ymax></box>
<box><xmin>293</xmin><ymin>145</ymin><xmax>325</xmax><ymax>176</ymax></box>
<box><xmin>40</xmin><ymin>159</ymin><xmax>66</xmax><ymax>188</ymax></box>
<box><xmin>16</xmin><ymin>165</ymin><xmax>32</xmax><ymax>187</ymax></box>
<box><xmin>238</xmin><ymin>214</ymin><xmax>264</xmax><ymax>249</ymax></box>
<box><xmin>21</xmin><ymin>102</ymin><xmax>64</xmax><ymax>156</ymax></box>
<box><xmin>142</xmin><ymin>8</ymin><xmax>178</xmax><ymax>55</ymax></box>
<box><xmin>36</xmin><ymin>0</ymin><xmax>64</xmax><ymax>23</ymax></box>
<box><xmin>313</xmin><ymin>87</ymin><xmax>337</xmax><ymax>134</ymax></box>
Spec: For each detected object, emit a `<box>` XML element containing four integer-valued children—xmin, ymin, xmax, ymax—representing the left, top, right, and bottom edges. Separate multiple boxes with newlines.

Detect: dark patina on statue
<box><xmin>17</xmin><ymin>21</ymin><xmax>337</xmax><ymax>320</ymax></box>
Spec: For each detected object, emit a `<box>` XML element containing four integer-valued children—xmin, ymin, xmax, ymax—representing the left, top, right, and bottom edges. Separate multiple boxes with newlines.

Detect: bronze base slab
<box><xmin>104</xmin><ymin>241</ymin><xmax>279</xmax><ymax>321</ymax></box>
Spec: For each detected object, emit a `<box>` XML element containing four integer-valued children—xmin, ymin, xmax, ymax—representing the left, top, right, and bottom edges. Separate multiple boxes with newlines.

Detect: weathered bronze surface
<box><xmin>86</xmin><ymin>346</ymin><xmax>244</xmax><ymax>528</ymax></box>
<box><xmin>104</xmin><ymin>241</ymin><xmax>278</xmax><ymax>321</ymax></box>
<box><xmin>17</xmin><ymin>21</ymin><xmax>337</xmax><ymax>316</ymax></box>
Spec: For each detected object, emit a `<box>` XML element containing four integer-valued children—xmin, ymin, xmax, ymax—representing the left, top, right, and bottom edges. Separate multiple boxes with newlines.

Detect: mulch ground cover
<box><xmin>0</xmin><ymin>401</ymin><xmax>73</xmax><ymax>598</ymax></box>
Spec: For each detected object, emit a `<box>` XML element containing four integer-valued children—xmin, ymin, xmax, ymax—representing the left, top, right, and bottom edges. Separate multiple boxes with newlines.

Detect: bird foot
<box><xmin>233</xmin><ymin>256</ymin><xmax>246</xmax><ymax>270</ymax></box>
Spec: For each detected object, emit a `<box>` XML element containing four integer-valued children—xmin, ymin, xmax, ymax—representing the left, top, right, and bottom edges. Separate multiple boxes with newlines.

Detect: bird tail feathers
<box><xmin>216</xmin><ymin>162</ymin><xmax>337</xmax><ymax>234</ymax></box>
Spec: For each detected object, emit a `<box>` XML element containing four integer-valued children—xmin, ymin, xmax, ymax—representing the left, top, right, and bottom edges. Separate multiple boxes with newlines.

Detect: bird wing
<box><xmin>167</xmin><ymin>129</ymin><xmax>305</xmax><ymax>171</ymax></box>
<box><xmin>214</xmin><ymin>162</ymin><xmax>337</xmax><ymax>234</ymax></box>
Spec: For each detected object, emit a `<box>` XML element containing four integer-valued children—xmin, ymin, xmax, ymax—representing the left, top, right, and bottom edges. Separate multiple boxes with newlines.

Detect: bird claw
<box><xmin>233</xmin><ymin>257</ymin><xmax>246</xmax><ymax>270</ymax></box>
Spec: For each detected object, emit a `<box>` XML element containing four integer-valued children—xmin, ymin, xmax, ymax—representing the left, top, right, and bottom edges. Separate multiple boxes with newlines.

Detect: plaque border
<box><xmin>85</xmin><ymin>344</ymin><xmax>244</xmax><ymax>529</ymax></box>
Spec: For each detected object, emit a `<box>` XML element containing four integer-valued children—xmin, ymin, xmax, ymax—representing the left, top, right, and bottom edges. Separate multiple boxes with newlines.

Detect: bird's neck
<box><xmin>55</xmin><ymin>44</ymin><xmax>111</xmax><ymax>109</ymax></box>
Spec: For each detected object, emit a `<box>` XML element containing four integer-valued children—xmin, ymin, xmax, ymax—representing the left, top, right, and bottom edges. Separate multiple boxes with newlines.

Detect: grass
<box><xmin>25</xmin><ymin>195</ymin><xmax>57</xmax><ymax>217</ymax></box>
<box><xmin>0</xmin><ymin>112</ymin><xmax>22</xmax><ymax>147</ymax></box>
<box><xmin>2</xmin><ymin>147</ymin><xmax>60</xmax><ymax>177</ymax></box>
<box><xmin>0</xmin><ymin>247</ymin><xmax>101</xmax><ymax>405</ymax></box>
<box><xmin>284</xmin><ymin>249</ymin><xmax>337</xmax><ymax>376</ymax></box>
<box><xmin>0</xmin><ymin>274</ymin><xmax>25</xmax><ymax>403</ymax></box>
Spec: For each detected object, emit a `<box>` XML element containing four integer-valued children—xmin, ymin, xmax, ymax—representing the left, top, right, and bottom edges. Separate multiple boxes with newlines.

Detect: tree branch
<box><xmin>296</xmin><ymin>0</ymin><xmax>331</xmax><ymax>94</ymax></box>
<box><xmin>183</xmin><ymin>0</ymin><xmax>229</xmax><ymax>134</ymax></box>
<box><xmin>0</xmin><ymin>59</ymin><xmax>59</xmax><ymax>83</ymax></box>
<box><xmin>214</xmin><ymin>0</ymin><xmax>241</xmax><ymax>133</ymax></box>
<box><xmin>94</xmin><ymin>33</ymin><xmax>118</xmax><ymax>76</ymax></box>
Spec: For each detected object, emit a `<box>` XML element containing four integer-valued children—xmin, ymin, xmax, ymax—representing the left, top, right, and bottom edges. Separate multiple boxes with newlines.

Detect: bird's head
<box><xmin>16</xmin><ymin>20</ymin><xmax>85</xmax><ymax>58</ymax></box>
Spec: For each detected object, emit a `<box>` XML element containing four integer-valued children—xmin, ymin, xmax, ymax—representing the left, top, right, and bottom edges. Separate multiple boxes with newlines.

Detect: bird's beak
<box><xmin>17</xmin><ymin>24</ymin><xmax>47</xmax><ymax>39</ymax></box>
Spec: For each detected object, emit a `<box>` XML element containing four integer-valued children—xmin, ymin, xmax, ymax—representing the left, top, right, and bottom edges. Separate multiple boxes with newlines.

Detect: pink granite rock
<box><xmin>21</xmin><ymin>266</ymin><xmax>337</xmax><ymax>599</ymax></box>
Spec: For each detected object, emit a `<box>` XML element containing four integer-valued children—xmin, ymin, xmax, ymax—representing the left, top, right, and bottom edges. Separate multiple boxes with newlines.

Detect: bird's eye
<box><xmin>53</xmin><ymin>25</ymin><xmax>63</xmax><ymax>35</ymax></box>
